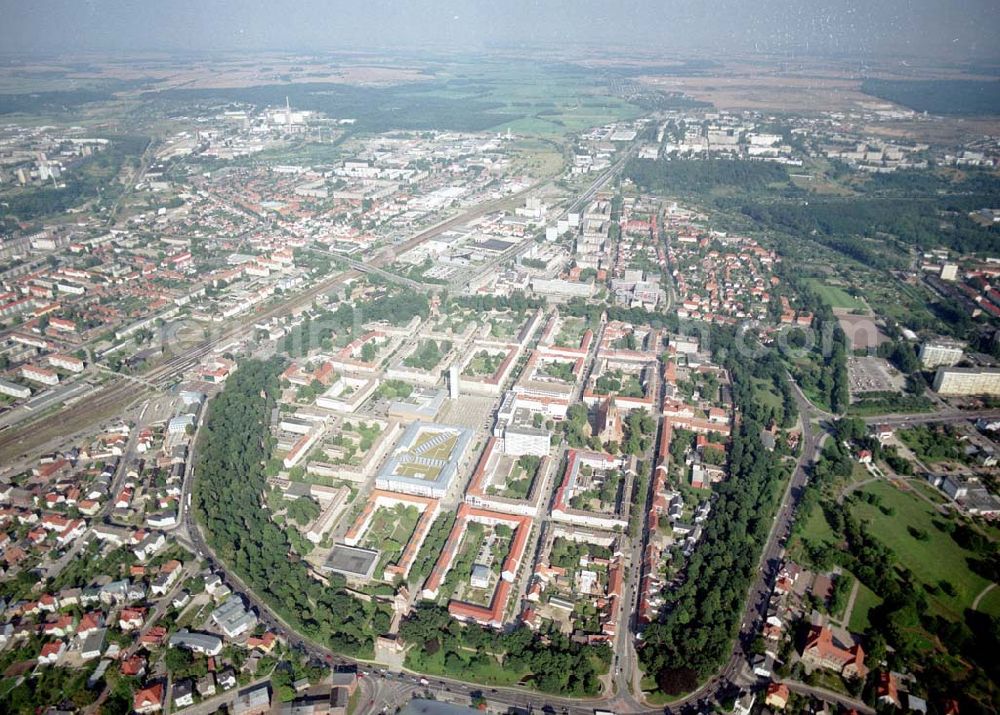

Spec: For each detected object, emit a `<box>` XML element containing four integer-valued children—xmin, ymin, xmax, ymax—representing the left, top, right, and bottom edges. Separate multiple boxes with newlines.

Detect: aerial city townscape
<box><xmin>0</xmin><ymin>2</ymin><xmax>998</xmax><ymax>715</ymax></box>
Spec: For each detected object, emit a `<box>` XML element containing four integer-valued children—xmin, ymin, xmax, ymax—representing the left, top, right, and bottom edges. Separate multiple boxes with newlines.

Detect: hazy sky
<box><xmin>1</xmin><ymin>0</ymin><xmax>998</xmax><ymax>61</ymax></box>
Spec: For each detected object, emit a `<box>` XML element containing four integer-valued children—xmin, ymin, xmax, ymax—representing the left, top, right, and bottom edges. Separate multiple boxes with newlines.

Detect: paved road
<box><xmin>972</xmin><ymin>582</ymin><xmax>996</xmax><ymax>611</ymax></box>
<box><xmin>862</xmin><ymin>408</ymin><xmax>1000</xmax><ymax>427</ymax></box>
<box><xmin>172</xmin><ymin>279</ymin><xmax>840</xmax><ymax>715</ymax></box>
<box><xmin>176</xmin><ymin>376</ymin><xmax>832</xmax><ymax>715</ymax></box>
<box><xmin>0</xmin><ymin>180</ymin><xmax>550</xmax><ymax>464</ymax></box>
<box><xmin>168</xmin><ymin>676</ymin><xmax>271</xmax><ymax>715</ymax></box>
<box><xmin>92</xmin><ymin>144</ymin><xmax>876</xmax><ymax>715</ymax></box>
<box><xmin>785</xmin><ymin>368</ymin><xmax>1000</xmax><ymax>430</ymax></box>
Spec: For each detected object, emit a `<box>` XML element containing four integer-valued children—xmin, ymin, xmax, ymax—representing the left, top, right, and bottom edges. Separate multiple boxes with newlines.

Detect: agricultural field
<box><xmin>440</xmin><ymin>61</ymin><xmax>642</xmax><ymax>136</ymax></box>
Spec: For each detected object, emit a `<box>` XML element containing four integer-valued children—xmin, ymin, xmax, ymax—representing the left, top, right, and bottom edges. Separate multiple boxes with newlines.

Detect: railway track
<box><xmin>0</xmin><ymin>181</ymin><xmax>546</xmax><ymax>462</ymax></box>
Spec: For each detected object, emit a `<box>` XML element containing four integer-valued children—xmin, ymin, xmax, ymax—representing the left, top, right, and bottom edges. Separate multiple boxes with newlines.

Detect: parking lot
<box><xmin>847</xmin><ymin>356</ymin><xmax>904</xmax><ymax>396</ymax></box>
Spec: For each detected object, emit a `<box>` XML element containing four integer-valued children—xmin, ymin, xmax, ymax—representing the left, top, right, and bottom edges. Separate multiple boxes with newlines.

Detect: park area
<box><xmin>540</xmin><ymin>360</ymin><xmax>577</xmax><ymax>383</ymax></box>
<box><xmin>848</xmin><ymin>481</ymin><xmax>995</xmax><ymax>622</ymax></box>
<box><xmin>486</xmin><ymin>454</ymin><xmax>541</xmax><ymax>501</ymax></box>
<box><xmin>594</xmin><ymin>369</ymin><xmax>644</xmax><ymax>398</ymax></box>
<box><xmin>790</xmin><ymin>460</ymin><xmax>999</xmax><ymax>630</ymax></box>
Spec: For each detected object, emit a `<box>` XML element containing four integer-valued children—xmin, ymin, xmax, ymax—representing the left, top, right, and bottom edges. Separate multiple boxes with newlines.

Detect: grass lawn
<box><xmin>394</xmin><ymin>462</ymin><xmax>442</xmax><ymax>480</ymax></box>
<box><xmin>860</xmin><ymin>278</ymin><xmax>944</xmax><ymax>334</ymax></box>
<box><xmin>463</xmin><ymin>350</ymin><xmax>504</xmax><ymax>377</ymax></box>
<box><xmin>346</xmin><ymin>685</ymin><xmax>360</xmax><ymax>715</ymax></box>
<box><xmin>488</xmin><ymin>317</ymin><xmax>519</xmax><ymax>340</ymax></box>
<box><xmin>641</xmin><ymin>675</ymin><xmax>692</xmax><ymax>705</ymax></box>
<box><xmin>830</xmin><ymin>573</ymin><xmax>854</xmax><ymax>622</ymax></box>
<box><xmin>175</xmin><ymin>599</ymin><xmax>212</xmax><ymax>630</ymax></box>
<box><xmin>404</xmin><ymin>646</ymin><xmax>525</xmax><ymax>687</ymax></box>
<box><xmin>554</xmin><ymin>318</ymin><xmax>589</xmax><ymax>348</ymax></box>
<box><xmin>910</xmin><ymin>478</ymin><xmax>948</xmax><ymax>505</ymax></box>
<box><xmin>849</xmin><ymin>481</ymin><xmax>994</xmax><ymax>621</ymax></box>
<box><xmin>752</xmin><ymin>377</ymin><xmax>783</xmax><ymax>413</ymax></box>
<box><xmin>365</xmin><ymin>504</ymin><xmax>421</xmax><ymax>574</ymax></box>
<box><xmin>848</xmin><ymin>581</ymin><xmax>883</xmax><ymax>633</ymax></box>
<box><xmin>800</xmin><ymin>501</ymin><xmax>838</xmax><ymax>545</ymax></box>
<box><xmin>790</xmin><ymin>472</ymin><xmax>863</xmax><ymax>562</ymax></box>
<box><xmin>983</xmin><ymin>520</ymin><xmax>1000</xmax><ymax>544</ymax></box>
<box><xmin>977</xmin><ymin>586</ymin><xmax>1000</xmax><ymax>618</ymax></box>
<box><xmin>805</xmin><ymin>279</ymin><xmax>868</xmax><ymax>312</ymax></box>
<box><xmin>804</xmin><ymin>669</ymin><xmax>852</xmax><ymax>695</ymax></box>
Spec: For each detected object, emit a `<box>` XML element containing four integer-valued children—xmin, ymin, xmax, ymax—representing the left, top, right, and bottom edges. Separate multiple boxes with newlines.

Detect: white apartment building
<box><xmin>933</xmin><ymin>367</ymin><xmax>1000</xmax><ymax>396</ymax></box>
<box><xmin>919</xmin><ymin>340</ymin><xmax>965</xmax><ymax>369</ymax></box>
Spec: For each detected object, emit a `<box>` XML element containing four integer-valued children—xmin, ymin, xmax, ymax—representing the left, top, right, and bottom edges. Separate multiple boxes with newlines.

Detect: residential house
<box><xmin>233</xmin><ymin>684</ymin><xmax>271</xmax><ymax>715</ymax></box>
<box><xmin>80</xmin><ymin>628</ymin><xmax>107</xmax><ymax>660</ymax></box>
<box><xmin>877</xmin><ymin>671</ymin><xmax>901</xmax><ymax>708</ymax></box>
<box><xmin>168</xmin><ymin>629</ymin><xmax>223</xmax><ymax>657</ymax></box>
<box><xmin>134</xmin><ymin>683</ymin><xmax>164</xmax><ymax>714</ymax></box>
<box><xmin>119</xmin><ymin>607</ymin><xmax>146</xmax><ymax>632</ymax></box>
<box><xmin>196</xmin><ymin>674</ymin><xmax>217</xmax><ymax>698</ymax></box>
<box><xmin>765</xmin><ymin>682</ymin><xmax>789</xmax><ymax>710</ymax></box>
<box><xmin>38</xmin><ymin>640</ymin><xmax>66</xmax><ymax>665</ymax></box>
<box><xmin>121</xmin><ymin>655</ymin><xmax>147</xmax><ymax>678</ymax></box>
<box><xmin>218</xmin><ymin>668</ymin><xmax>237</xmax><ymax>690</ymax></box>
<box><xmin>172</xmin><ymin>680</ymin><xmax>195</xmax><ymax>709</ymax></box>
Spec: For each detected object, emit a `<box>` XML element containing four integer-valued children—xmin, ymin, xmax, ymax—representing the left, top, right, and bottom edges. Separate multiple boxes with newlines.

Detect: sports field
<box><xmin>804</xmin><ymin>278</ymin><xmax>868</xmax><ymax>312</ymax></box>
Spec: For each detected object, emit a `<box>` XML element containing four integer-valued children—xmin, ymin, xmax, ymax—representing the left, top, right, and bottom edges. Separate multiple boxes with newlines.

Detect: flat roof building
<box><xmin>919</xmin><ymin>339</ymin><xmax>965</xmax><ymax>369</ymax></box>
<box><xmin>375</xmin><ymin>421</ymin><xmax>473</xmax><ymax>498</ymax></box>
<box><xmin>933</xmin><ymin>367</ymin><xmax>1000</xmax><ymax>396</ymax></box>
<box><xmin>388</xmin><ymin>387</ymin><xmax>446</xmax><ymax>421</ymax></box>
<box><xmin>323</xmin><ymin>545</ymin><xmax>379</xmax><ymax>581</ymax></box>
